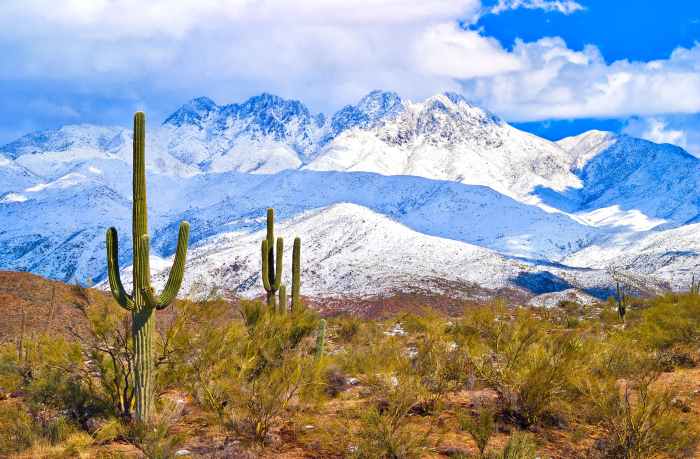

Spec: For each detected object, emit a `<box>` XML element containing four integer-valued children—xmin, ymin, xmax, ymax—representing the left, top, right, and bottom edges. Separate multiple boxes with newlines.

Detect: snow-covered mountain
<box><xmin>137</xmin><ymin>203</ymin><xmax>608</xmax><ymax>300</ymax></box>
<box><xmin>1</xmin><ymin>90</ymin><xmax>699</xmax><ymax>303</ymax></box>
<box><xmin>306</xmin><ymin>92</ymin><xmax>580</xmax><ymax>202</ymax></box>
<box><xmin>555</xmin><ymin>130</ymin><xmax>700</xmax><ymax>226</ymax></box>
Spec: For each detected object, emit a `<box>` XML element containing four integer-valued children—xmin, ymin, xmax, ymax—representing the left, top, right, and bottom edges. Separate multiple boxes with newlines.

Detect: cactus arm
<box><xmin>106</xmin><ymin>227</ymin><xmax>134</xmax><ymax>310</ymax></box>
<box><xmin>154</xmin><ymin>221</ymin><xmax>189</xmax><ymax>309</ymax></box>
<box><xmin>273</xmin><ymin>237</ymin><xmax>283</xmax><ymax>290</ymax></box>
<box><xmin>139</xmin><ymin>223</ymin><xmax>190</xmax><ymax>310</ymax></box>
<box><xmin>261</xmin><ymin>240</ymin><xmax>272</xmax><ymax>292</ymax></box>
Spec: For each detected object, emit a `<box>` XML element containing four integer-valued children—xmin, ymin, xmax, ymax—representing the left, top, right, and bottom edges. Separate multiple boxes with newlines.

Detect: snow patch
<box><xmin>0</xmin><ymin>193</ymin><xmax>28</xmax><ymax>203</ymax></box>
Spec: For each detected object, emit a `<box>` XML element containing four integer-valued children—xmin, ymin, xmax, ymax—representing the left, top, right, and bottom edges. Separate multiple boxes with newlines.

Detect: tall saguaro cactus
<box><xmin>261</xmin><ymin>208</ymin><xmax>283</xmax><ymax>309</ymax></box>
<box><xmin>105</xmin><ymin>112</ymin><xmax>190</xmax><ymax>422</ymax></box>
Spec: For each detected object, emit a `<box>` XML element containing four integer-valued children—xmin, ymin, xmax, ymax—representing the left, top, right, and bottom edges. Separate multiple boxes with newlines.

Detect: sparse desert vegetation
<box><xmin>1</xmin><ymin>277</ymin><xmax>700</xmax><ymax>458</ymax></box>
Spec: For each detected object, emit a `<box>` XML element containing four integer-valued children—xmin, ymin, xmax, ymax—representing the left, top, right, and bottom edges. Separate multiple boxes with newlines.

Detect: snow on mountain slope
<box><xmin>131</xmin><ymin>204</ymin><xmax>606</xmax><ymax>299</ymax></box>
<box><xmin>4</xmin><ymin>90</ymin><xmax>700</xmax><ymax>300</ymax></box>
<box><xmin>556</xmin><ymin>130</ymin><xmax>617</xmax><ymax>171</ymax></box>
<box><xmin>0</xmin><ymin>155</ymin><xmax>41</xmax><ymax>194</ymax></box>
<box><xmin>162</xmin><ymin>170</ymin><xmax>598</xmax><ymax>262</ymax></box>
<box><xmin>0</xmin><ymin>171</ymin><xmax>133</xmax><ymax>282</ymax></box>
<box><xmin>160</xmin><ymin>93</ymin><xmax>324</xmax><ymax>172</ymax></box>
<box><xmin>1</xmin><ymin>124</ymin><xmax>198</xmax><ymax>179</ymax></box>
<box><xmin>307</xmin><ymin>92</ymin><xmax>581</xmax><ymax>201</ymax></box>
<box><xmin>556</xmin><ymin>131</ymin><xmax>700</xmax><ymax>226</ymax></box>
<box><xmin>1</xmin><ymin>91</ymin><xmax>584</xmax><ymax>204</ymax></box>
<box><xmin>563</xmin><ymin>222</ymin><xmax>700</xmax><ymax>289</ymax></box>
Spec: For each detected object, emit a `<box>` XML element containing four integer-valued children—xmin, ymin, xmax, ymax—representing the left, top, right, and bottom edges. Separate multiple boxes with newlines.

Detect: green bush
<box><xmin>632</xmin><ymin>293</ymin><xmax>700</xmax><ymax>353</ymax></box>
<box><xmin>498</xmin><ymin>432</ymin><xmax>538</xmax><ymax>459</ymax></box>
<box><xmin>580</xmin><ymin>371</ymin><xmax>697</xmax><ymax>458</ymax></box>
<box><xmin>352</xmin><ymin>374</ymin><xmax>429</xmax><ymax>459</ymax></box>
<box><xmin>454</xmin><ymin>306</ymin><xmax>582</xmax><ymax>426</ymax></box>
<box><xmin>458</xmin><ymin>403</ymin><xmax>496</xmax><ymax>458</ymax></box>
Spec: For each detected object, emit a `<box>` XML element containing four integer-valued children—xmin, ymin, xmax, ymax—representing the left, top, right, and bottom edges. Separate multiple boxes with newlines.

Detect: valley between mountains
<box><xmin>1</xmin><ymin>90</ymin><xmax>698</xmax><ymax>306</ymax></box>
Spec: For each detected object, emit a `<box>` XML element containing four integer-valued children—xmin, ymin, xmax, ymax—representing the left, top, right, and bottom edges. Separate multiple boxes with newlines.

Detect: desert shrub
<box><xmin>588</xmin><ymin>331</ymin><xmax>664</xmax><ymax>383</ymax></box>
<box><xmin>165</xmin><ymin>302</ymin><xmax>324</xmax><ymax>445</ymax></box>
<box><xmin>227</xmin><ymin>350</ymin><xmax>318</xmax><ymax>444</ymax></box>
<box><xmin>335</xmin><ymin>321</ymin><xmax>407</xmax><ymax>377</ymax></box>
<box><xmin>454</xmin><ymin>306</ymin><xmax>582</xmax><ymax>426</ymax></box>
<box><xmin>498</xmin><ymin>432</ymin><xmax>538</xmax><ymax>459</ymax></box>
<box><xmin>580</xmin><ymin>371</ymin><xmax>697</xmax><ymax>458</ymax></box>
<box><xmin>157</xmin><ymin>298</ymin><xmax>243</xmax><ymax>421</ymax></box>
<box><xmin>67</xmin><ymin>293</ymin><xmax>136</xmax><ymax>420</ymax></box>
<box><xmin>0</xmin><ymin>400</ymin><xmax>89</xmax><ymax>457</ymax></box>
<box><xmin>130</xmin><ymin>398</ymin><xmax>185</xmax><ymax>459</ymax></box>
<box><xmin>408</xmin><ymin>326</ymin><xmax>469</xmax><ymax>412</ymax></box>
<box><xmin>20</xmin><ymin>333</ymin><xmax>111</xmax><ymax>425</ymax></box>
<box><xmin>61</xmin><ymin>431</ymin><xmax>95</xmax><ymax>456</ymax></box>
<box><xmin>630</xmin><ymin>293</ymin><xmax>700</xmax><ymax>358</ymax></box>
<box><xmin>458</xmin><ymin>403</ymin><xmax>496</xmax><ymax>458</ymax></box>
<box><xmin>228</xmin><ymin>306</ymin><xmax>324</xmax><ymax>443</ymax></box>
<box><xmin>0</xmin><ymin>343</ymin><xmax>24</xmax><ymax>395</ymax></box>
<box><xmin>93</xmin><ymin>417</ymin><xmax>128</xmax><ymax>444</ymax></box>
<box><xmin>334</xmin><ymin>315</ymin><xmax>362</xmax><ymax>343</ymax></box>
<box><xmin>352</xmin><ymin>373</ymin><xmax>429</xmax><ymax>458</ymax></box>
<box><xmin>0</xmin><ymin>402</ymin><xmax>36</xmax><ymax>454</ymax></box>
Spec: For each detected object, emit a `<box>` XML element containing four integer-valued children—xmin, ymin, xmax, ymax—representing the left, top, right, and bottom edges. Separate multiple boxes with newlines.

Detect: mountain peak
<box><xmin>328</xmin><ymin>90</ymin><xmax>405</xmax><ymax>138</ymax></box>
<box><xmin>356</xmin><ymin>90</ymin><xmax>403</xmax><ymax>117</ymax></box>
<box><xmin>234</xmin><ymin>93</ymin><xmax>312</xmax><ymax>120</ymax></box>
<box><xmin>421</xmin><ymin>92</ymin><xmax>502</xmax><ymax>125</ymax></box>
<box><xmin>163</xmin><ymin>96</ymin><xmax>219</xmax><ymax>127</ymax></box>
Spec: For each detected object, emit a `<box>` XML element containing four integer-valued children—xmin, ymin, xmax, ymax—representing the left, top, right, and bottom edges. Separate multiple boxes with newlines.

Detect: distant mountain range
<box><xmin>1</xmin><ymin>90</ymin><xmax>698</xmax><ymax>304</ymax></box>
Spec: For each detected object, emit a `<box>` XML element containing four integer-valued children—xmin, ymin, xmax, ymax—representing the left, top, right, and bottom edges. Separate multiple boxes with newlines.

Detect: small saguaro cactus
<box><xmin>291</xmin><ymin>237</ymin><xmax>302</xmax><ymax>312</ymax></box>
<box><xmin>691</xmin><ymin>274</ymin><xmax>699</xmax><ymax>295</ymax></box>
<box><xmin>106</xmin><ymin>112</ymin><xmax>190</xmax><ymax>422</ymax></box>
<box><xmin>261</xmin><ymin>208</ymin><xmax>283</xmax><ymax>310</ymax></box>
<box><xmin>616</xmin><ymin>282</ymin><xmax>627</xmax><ymax>322</ymax></box>
<box><xmin>315</xmin><ymin>318</ymin><xmax>327</xmax><ymax>361</ymax></box>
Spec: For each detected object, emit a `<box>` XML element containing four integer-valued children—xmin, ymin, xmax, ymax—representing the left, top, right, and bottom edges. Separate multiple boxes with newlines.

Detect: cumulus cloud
<box><xmin>489</xmin><ymin>0</ymin><xmax>584</xmax><ymax>15</ymax></box>
<box><xmin>461</xmin><ymin>37</ymin><xmax>700</xmax><ymax>121</ymax></box>
<box><xmin>623</xmin><ymin>115</ymin><xmax>700</xmax><ymax>156</ymax></box>
<box><xmin>0</xmin><ymin>0</ymin><xmax>505</xmax><ymax>112</ymax></box>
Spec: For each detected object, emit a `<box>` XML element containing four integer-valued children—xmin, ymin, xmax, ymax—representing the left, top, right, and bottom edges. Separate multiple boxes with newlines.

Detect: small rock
<box><xmin>174</xmin><ymin>449</ymin><xmax>191</xmax><ymax>456</ymax></box>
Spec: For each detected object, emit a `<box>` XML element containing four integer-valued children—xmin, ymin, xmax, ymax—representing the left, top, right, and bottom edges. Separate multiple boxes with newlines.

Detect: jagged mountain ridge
<box><xmin>1</xmin><ymin>90</ymin><xmax>699</xmax><ymax>299</ymax></box>
<box><xmin>1</xmin><ymin>90</ymin><xmax>581</xmax><ymax>202</ymax></box>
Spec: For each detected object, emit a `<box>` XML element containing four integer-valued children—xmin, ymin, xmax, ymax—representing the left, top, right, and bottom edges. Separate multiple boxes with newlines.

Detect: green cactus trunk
<box><xmin>291</xmin><ymin>237</ymin><xmax>301</xmax><ymax>312</ymax></box>
<box><xmin>133</xmin><ymin>307</ymin><xmax>154</xmax><ymax>420</ymax></box>
<box><xmin>278</xmin><ymin>284</ymin><xmax>287</xmax><ymax>314</ymax></box>
<box><xmin>106</xmin><ymin>112</ymin><xmax>190</xmax><ymax>423</ymax></box>
<box><xmin>261</xmin><ymin>208</ymin><xmax>283</xmax><ymax>310</ymax></box>
<box><xmin>315</xmin><ymin>319</ymin><xmax>326</xmax><ymax>361</ymax></box>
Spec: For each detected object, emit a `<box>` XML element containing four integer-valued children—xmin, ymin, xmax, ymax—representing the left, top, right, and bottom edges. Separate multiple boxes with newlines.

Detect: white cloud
<box><xmin>489</xmin><ymin>0</ymin><xmax>584</xmax><ymax>15</ymax></box>
<box><xmin>0</xmin><ymin>0</ymin><xmax>526</xmax><ymax>111</ymax></box>
<box><xmin>461</xmin><ymin>37</ymin><xmax>700</xmax><ymax>121</ymax></box>
<box><xmin>627</xmin><ymin>118</ymin><xmax>687</xmax><ymax>146</ymax></box>
<box><xmin>623</xmin><ymin>115</ymin><xmax>700</xmax><ymax>157</ymax></box>
<box><xmin>2</xmin><ymin>0</ymin><xmax>700</xmax><ymax>129</ymax></box>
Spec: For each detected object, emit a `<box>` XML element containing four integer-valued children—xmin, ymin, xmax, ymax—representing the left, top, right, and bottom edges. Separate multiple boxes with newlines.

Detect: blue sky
<box><xmin>2</xmin><ymin>0</ymin><xmax>700</xmax><ymax>153</ymax></box>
